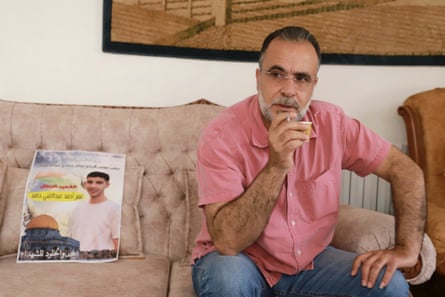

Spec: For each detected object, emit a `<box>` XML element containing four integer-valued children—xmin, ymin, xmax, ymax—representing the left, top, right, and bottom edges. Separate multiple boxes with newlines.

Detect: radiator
<box><xmin>340</xmin><ymin>170</ymin><xmax>393</xmax><ymax>214</ymax></box>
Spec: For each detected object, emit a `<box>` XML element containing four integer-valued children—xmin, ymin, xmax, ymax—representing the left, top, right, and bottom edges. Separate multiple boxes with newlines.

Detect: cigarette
<box><xmin>286</xmin><ymin>113</ymin><xmax>290</xmax><ymax>122</ymax></box>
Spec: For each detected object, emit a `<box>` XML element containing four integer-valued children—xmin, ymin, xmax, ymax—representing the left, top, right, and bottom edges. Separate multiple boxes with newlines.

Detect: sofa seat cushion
<box><xmin>168</xmin><ymin>261</ymin><xmax>195</xmax><ymax>297</ymax></box>
<box><xmin>0</xmin><ymin>254</ymin><xmax>170</xmax><ymax>297</ymax></box>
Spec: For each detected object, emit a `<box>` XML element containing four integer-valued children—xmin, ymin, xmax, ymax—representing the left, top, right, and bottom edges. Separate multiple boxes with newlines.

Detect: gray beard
<box><xmin>258</xmin><ymin>92</ymin><xmax>310</xmax><ymax>121</ymax></box>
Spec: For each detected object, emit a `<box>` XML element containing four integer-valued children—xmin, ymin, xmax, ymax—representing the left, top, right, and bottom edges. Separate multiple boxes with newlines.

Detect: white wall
<box><xmin>0</xmin><ymin>0</ymin><xmax>444</xmax><ymax>148</ymax></box>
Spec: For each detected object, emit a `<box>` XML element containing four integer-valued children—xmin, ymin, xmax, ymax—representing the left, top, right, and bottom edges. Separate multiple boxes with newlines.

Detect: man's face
<box><xmin>84</xmin><ymin>177</ymin><xmax>109</xmax><ymax>199</ymax></box>
<box><xmin>256</xmin><ymin>38</ymin><xmax>319</xmax><ymax>124</ymax></box>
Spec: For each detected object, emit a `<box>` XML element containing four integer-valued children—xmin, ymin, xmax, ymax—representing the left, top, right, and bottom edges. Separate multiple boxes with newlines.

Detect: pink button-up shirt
<box><xmin>192</xmin><ymin>95</ymin><xmax>391</xmax><ymax>286</ymax></box>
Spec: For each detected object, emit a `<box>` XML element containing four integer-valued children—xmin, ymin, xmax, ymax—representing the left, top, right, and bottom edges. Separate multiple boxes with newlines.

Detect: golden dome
<box><xmin>27</xmin><ymin>214</ymin><xmax>59</xmax><ymax>231</ymax></box>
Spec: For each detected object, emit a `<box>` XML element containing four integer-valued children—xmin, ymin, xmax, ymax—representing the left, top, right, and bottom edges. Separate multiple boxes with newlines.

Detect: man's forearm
<box><xmin>391</xmin><ymin>155</ymin><xmax>426</xmax><ymax>257</ymax></box>
<box><xmin>393</xmin><ymin>164</ymin><xmax>426</xmax><ymax>252</ymax></box>
<box><xmin>208</xmin><ymin>164</ymin><xmax>287</xmax><ymax>255</ymax></box>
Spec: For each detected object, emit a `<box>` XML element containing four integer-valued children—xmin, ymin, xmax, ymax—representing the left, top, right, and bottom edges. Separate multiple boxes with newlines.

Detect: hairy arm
<box><xmin>204</xmin><ymin>164</ymin><xmax>287</xmax><ymax>255</ymax></box>
<box><xmin>352</xmin><ymin>145</ymin><xmax>426</xmax><ymax>288</ymax></box>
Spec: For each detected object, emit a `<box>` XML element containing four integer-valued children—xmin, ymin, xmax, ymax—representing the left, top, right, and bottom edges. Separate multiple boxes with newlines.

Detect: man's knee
<box><xmin>192</xmin><ymin>252</ymin><xmax>268</xmax><ymax>296</ymax></box>
<box><xmin>379</xmin><ymin>270</ymin><xmax>410</xmax><ymax>297</ymax></box>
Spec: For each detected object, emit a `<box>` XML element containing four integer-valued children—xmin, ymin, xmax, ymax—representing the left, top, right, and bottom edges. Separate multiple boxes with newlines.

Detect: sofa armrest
<box><xmin>332</xmin><ymin>204</ymin><xmax>436</xmax><ymax>285</ymax></box>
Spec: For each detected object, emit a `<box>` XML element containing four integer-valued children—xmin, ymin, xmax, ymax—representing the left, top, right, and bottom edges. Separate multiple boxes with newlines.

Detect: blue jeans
<box><xmin>192</xmin><ymin>246</ymin><xmax>409</xmax><ymax>297</ymax></box>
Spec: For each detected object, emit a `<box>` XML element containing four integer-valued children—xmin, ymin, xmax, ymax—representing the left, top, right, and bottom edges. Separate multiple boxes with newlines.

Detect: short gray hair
<box><xmin>259</xmin><ymin>26</ymin><xmax>321</xmax><ymax>67</ymax></box>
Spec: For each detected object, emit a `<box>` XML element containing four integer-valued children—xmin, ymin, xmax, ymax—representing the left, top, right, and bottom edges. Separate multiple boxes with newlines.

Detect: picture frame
<box><xmin>102</xmin><ymin>0</ymin><xmax>445</xmax><ymax>65</ymax></box>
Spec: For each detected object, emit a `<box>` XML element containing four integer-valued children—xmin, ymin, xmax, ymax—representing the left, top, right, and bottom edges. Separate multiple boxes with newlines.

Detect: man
<box><xmin>191</xmin><ymin>26</ymin><xmax>426</xmax><ymax>297</ymax></box>
<box><xmin>70</xmin><ymin>171</ymin><xmax>120</xmax><ymax>258</ymax></box>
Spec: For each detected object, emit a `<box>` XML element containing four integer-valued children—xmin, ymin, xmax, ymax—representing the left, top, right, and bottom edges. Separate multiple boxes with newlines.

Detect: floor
<box><xmin>410</xmin><ymin>272</ymin><xmax>445</xmax><ymax>297</ymax></box>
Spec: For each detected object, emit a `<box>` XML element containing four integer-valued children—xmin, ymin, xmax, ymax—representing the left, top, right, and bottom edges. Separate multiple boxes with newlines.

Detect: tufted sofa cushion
<box><xmin>0</xmin><ymin>167</ymin><xmax>28</xmax><ymax>256</ymax></box>
<box><xmin>116</xmin><ymin>166</ymin><xmax>145</xmax><ymax>257</ymax></box>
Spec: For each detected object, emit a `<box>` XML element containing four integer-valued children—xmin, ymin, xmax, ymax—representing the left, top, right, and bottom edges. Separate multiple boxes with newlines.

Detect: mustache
<box><xmin>270</xmin><ymin>97</ymin><xmax>300</xmax><ymax>110</ymax></box>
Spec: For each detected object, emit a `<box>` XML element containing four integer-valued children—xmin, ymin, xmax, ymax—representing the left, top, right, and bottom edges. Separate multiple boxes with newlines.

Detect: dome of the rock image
<box><xmin>26</xmin><ymin>214</ymin><xmax>59</xmax><ymax>231</ymax></box>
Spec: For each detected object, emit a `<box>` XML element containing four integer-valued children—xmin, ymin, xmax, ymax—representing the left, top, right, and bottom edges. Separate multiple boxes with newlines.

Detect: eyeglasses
<box><xmin>264</xmin><ymin>69</ymin><xmax>315</xmax><ymax>89</ymax></box>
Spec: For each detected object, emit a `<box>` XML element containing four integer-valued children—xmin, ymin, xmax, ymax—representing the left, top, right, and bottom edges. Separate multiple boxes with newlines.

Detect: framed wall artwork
<box><xmin>103</xmin><ymin>0</ymin><xmax>445</xmax><ymax>65</ymax></box>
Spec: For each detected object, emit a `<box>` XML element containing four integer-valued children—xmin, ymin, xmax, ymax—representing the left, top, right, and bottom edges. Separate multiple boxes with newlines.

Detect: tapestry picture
<box><xmin>17</xmin><ymin>150</ymin><xmax>126</xmax><ymax>263</ymax></box>
<box><xmin>103</xmin><ymin>0</ymin><xmax>445</xmax><ymax>65</ymax></box>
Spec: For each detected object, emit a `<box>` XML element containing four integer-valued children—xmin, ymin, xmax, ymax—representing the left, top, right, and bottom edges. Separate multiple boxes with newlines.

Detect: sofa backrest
<box><xmin>0</xmin><ymin>99</ymin><xmax>224</xmax><ymax>261</ymax></box>
<box><xmin>398</xmin><ymin>88</ymin><xmax>445</xmax><ymax>208</ymax></box>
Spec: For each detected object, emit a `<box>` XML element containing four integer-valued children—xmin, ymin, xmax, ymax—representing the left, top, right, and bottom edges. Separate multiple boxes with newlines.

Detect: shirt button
<box><xmin>291</xmin><ymin>220</ymin><xmax>296</xmax><ymax>226</ymax></box>
<box><xmin>296</xmin><ymin>250</ymin><xmax>302</xmax><ymax>256</ymax></box>
<box><xmin>289</xmin><ymin>193</ymin><xmax>293</xmax><ymax>197</ymax></box>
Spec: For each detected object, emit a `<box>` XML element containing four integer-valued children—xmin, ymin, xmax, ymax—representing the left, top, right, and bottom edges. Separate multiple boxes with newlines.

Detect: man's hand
<box><xmin>268</xmin><ymin>112</ymin><xmax>309</xmax><ymax>171</ymax></box>
<box><xmin>351</xmin><ymin>247</ymin><xmax>419</xmax><ymax>289</ymax></box>
<box><xmin>355</xmin><ymin>145</ymin><xmax>426</xmax><ymax>289</ymax></box>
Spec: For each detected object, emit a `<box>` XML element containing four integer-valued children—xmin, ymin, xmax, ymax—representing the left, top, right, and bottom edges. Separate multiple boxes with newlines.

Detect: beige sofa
<box><xmin>0</xmin><ymin>99</ymin><xmax>435</xmax><ymax>297</ymax></box>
